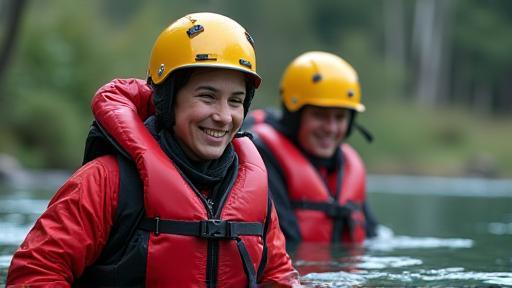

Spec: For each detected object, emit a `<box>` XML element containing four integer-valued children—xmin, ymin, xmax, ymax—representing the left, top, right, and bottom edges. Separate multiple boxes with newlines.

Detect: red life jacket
<box><xmin>121</xmin><ymin>128</ymin><xmax>268</xmax><ymax>286</ymax></box>
<box><xmin>252</xmin><ymin>123</ymin><xmax>366</xmax><ymax>244</ymax></box>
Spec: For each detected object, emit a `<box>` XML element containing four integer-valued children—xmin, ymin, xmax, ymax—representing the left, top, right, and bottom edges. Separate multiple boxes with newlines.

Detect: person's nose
<box><xmin>323</xmin><ymin>114</ymin><xmax>338</xmax><ymax>133</ymax></box>
<box><xmin>211</xmin><ymin>101</ymin><xmax>232</xmax><ymax>124</ymax></box>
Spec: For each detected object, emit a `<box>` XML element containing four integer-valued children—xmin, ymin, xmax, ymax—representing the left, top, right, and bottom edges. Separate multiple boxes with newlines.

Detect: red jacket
<box><xmin>6</xmin><ymin>78</ymin><xmax>300</xmax><ymax>287</ymax></box>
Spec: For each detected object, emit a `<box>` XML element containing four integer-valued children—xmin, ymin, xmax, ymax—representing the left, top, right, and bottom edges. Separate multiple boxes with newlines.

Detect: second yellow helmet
<box><xmin>280</xmin><ymin>51</ymin><xmax>364</xmax><ymax>112</ymax></box>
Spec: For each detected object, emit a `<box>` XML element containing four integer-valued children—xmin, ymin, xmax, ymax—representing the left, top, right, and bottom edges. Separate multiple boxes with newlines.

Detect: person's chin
<box><xmin>317</xmin><ymin>146</ymin><xmax>337</xmax><ymax>158</ymax></box>
<box><xmin>199</xmin><ymin>146</ymin><xmax>225</xmax><ymax>160</ymax></box>
<box><xmin>318</xmin><ymin>152</ymin><xmax>333</xmax><ymax>158</ymax></box>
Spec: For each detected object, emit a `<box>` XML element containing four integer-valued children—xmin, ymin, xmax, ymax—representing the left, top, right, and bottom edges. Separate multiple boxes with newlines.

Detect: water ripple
<box><xmin>368</xmin><ymin>174</ymin><xmax>512</xmax><ymax>197</ymax></box>
<box><xmin>303</xmin><ymin>267</ymin><xmax>512</xmax><ymax>287</ymax></box>
<box><xmin>302</xmin><ymin>271</ymin><xmax>366</xmax><ymax>288</ymax></box>
<box><xmin>0</xmin><ymin>199</ymin><xmax>47</xmax><ymax>214</ymax></box>
<box><xmin>366</xmin><ymin>235</ymin><xmax>473</xmax><ymax>251</ymax></box>
<box><xmin>365</xmin><ymin>226</ymin><xmax>474</xmax><ymax>251</ymax></box>
<box><xmin>0</xmin><ymin>222</ymin><xmax>32</xmax><ymax>245</ymax></box>
<box><xmin>488</xmin><ymin>222</ymin><xmax>512</xmax><ymax>235</ymax></box>
<box><xmin>0</xmin><ymin>255</ymin><xmax>13</xmax><ymax>269</ymax></box>
<box><xmin>356</xmin><ymin>256</ymin><xmax>422</xmax><ymax>269</ymax></box>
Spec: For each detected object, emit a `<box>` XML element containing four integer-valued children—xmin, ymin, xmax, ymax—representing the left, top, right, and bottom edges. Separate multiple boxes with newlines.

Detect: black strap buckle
<box><xmin>326</xmin><ymin>204</ymin><xmax>350</xmax><ymax>218</ymax></box>
<box><xmin>199</xmin><ymin>219</ymin><xmax>232</xmax><ymax>239</ymax></box>
<box><xmin>154</xmin><ymin>216</ymin><xmax>160</xmax><ymax>236</ymax></box>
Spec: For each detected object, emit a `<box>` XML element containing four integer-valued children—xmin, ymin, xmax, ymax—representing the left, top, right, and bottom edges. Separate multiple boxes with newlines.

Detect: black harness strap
<box><xmin>236</xmin><ymin>238</ymin><xmax>257</xmax><ymax>288</ymax></box>
<box><xmin>256</xmin><ymin>196</ymin><xmax>272</xmax><ymax>282</ymax></box>
<box><xmin>139</xmin><ymin>217</ymin><xmax>264</xmax><ymax>287</ymax></box>
<box><xmin>291</xmin><ymin>200</ymin><xmax>361</xmax><ymax>242</ymax></box>
<box><xmin>139</xmin><ymin>218</ymin><xmax>263</xmax><ymax>238</ymax></box>
<box><xmin>291</xmin><ymin>200</ymin><xmax>357</xmax><ymax>218</ymax></box>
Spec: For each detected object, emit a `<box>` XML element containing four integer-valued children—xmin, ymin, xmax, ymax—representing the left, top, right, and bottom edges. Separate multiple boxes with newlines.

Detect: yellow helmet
<box><xmin>280</xmin><ymin>51</ymin><xmax>364</xmax><ymax>112</ymax></box>
<box><xmin>148</xmin><ymin>12</ymin><xmax>261</xmax><ymax>88</ymax></box>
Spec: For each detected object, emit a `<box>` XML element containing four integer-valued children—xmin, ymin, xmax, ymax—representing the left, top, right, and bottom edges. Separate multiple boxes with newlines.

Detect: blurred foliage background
<box><xmin>1</xmin><ymin>0</ymin><xmax>512</xmax><ymax>177</ymax></box>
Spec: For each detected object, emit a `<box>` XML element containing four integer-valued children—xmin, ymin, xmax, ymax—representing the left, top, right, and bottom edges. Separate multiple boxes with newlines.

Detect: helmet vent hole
<box><xmin>187</xmin><ymin>25</ymin><xmax>204</xmax><ymax>38</ymax></box>
<box><xmin>195</xmin><ymin>54</ymin><xmax>217</xmax><ymax>61</ymax></box>
<box><xmin>348</xmin><ymin>90</ymin><xmax>354</xmax><ymax>98</ymax></box>
<box><xmin>239</xmin><ymin>59</ymin><xmax>252</xmax><ymax>68</ymax></box>
<box><xmin>312</xmin><ymin>73</ymin><xmax>322</xmax><ymax>83</ymax></box>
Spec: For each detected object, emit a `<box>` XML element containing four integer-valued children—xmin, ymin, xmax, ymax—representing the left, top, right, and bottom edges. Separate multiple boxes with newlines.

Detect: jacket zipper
<box><xmin>190</xmin><ymin>190</ymin><xmax>216</xmax><ymax>288</ymax></box>
<box><xmin>183</xmin><ymin>161</ymin><xmax>239</xmax><ymax>287</ymax></box>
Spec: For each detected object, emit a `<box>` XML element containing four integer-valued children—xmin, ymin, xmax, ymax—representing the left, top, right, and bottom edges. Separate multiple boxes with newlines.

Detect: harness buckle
<box><xmin>199</xmin><ymin>219</ymin><xmax>232</xmax><ymax>239</ymax></box>
<box><xmin>326</xmin><ymin>204</ymin><xmax>350</xmax><ymax>218</ymax></box>
<box><xmin>154</xmin><ymin>216</ymin><xmax>160</xmax><ymax>236</ymax></box>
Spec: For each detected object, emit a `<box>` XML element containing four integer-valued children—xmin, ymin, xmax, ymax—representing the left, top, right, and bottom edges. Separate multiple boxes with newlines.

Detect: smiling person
<box><xmin>246</xmin><ymin>51</ymin><xmax>379</xmax><ymax>246</ymax></box>
<box><xmin>7</xmin><ymin>13</ymin><xmax>300</xmax><ymax>287</ymax></box>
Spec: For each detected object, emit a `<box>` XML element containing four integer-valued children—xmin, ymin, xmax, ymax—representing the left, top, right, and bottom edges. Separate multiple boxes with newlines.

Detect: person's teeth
<box><xmin>204</xmin><ymin>128</ymin><xmax>226</xmax><ymax>138</ymax></box>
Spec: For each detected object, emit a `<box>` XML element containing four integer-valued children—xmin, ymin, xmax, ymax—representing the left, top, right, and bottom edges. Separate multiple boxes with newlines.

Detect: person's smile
<box><xmin>201</xmin><ymin>127</ymin><xmax>229</xmax><ymax>138</ymax></box>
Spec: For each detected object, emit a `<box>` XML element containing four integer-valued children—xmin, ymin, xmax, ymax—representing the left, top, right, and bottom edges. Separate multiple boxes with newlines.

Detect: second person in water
<box><xmin>246</xmin><ymin>51</ymin><xmax>378</xmax><ymax>245</ymax></box>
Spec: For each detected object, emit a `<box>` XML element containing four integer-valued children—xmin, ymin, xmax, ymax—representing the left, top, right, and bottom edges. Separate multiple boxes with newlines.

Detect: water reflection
<box><xmin>298</xmin><ymin>233</ymin><xmax>511</xmax><ymax>287</ymax></box>
<box><xmin>365</xmin><ymin>227</ymin><xmax>473</xmax><ymax>251</ymax></box>
<box><xmin>0</xmin><ymin>222</ymin><xmax>32</xmax><ymax>246</ymax></box>
<box><xmin>488</xmin><ymin>222</ymin><xmax>512</xmax><ymax>235</ymax></box>
<box><xmin>303</xmin><ymin>269</ymin><xmax>512</xmax><ymax>287</ymax></box>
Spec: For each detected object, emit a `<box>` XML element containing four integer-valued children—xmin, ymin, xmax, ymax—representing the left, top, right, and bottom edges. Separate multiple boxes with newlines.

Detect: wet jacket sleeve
<box><xmin>6</xmin><ymin>156</ymin><xmax>120</xmax><ymax>287</ymax></box>
<box><xmin>260</xmin><ymin>202</ymin><xmax>302</xmax><ymax>287</ymax></box>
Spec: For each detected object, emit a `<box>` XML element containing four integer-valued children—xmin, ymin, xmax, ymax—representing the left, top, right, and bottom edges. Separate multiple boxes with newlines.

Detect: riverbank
<box><xmin>348</xmin><ymin>101</ymin><xmax>512</xmax><ymax>178</ymax></box>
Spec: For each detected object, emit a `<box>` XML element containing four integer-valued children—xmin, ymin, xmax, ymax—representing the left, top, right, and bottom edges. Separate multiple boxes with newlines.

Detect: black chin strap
<box><xmin>354</xmin><ymin>122</ymin><xmax>374</xmax><ymax>143</ymax></box>
<box><xmin>346</xmin><ymin>111</ymin><xmax>374</xmax><ymax>144</ymax></box>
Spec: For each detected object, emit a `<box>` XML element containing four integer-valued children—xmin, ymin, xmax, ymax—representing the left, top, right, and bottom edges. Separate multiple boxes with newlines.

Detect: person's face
<box><xmin>173</xmin><ymin>68</ymin><xmax>246</xmax><ymax>161</ymax></box>
<box><xmin>297</xmin><ymin>106</ymin><xmax>350</xmax><ymax>158</ymax></box>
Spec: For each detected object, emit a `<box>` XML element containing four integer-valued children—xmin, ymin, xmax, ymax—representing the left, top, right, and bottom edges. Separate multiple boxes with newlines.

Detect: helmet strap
<box><xmin>346</xmin><ymin>111</ymin><xmax>374</xmax><ymax>143</ymax></box>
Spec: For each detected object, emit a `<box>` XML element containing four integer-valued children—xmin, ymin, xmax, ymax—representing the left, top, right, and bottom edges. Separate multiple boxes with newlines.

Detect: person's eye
<box><xmin>336</xmin><ymin>113</ymin><xmax>347</xmax><ymax>120</ymax></box>
<box><xmin>198</xmin><ymin>94</ymin><xmax>215</xmax><ymax>102</ymax></box>
<box><xmin>229</xmin><ymin>97</ymin><xmax>244</xmax><ymax>106</ymax></box>
<box><xmin>312</xmin><ymin>110</ymin><xmax>324</xmax><ymax>118</ymax></box>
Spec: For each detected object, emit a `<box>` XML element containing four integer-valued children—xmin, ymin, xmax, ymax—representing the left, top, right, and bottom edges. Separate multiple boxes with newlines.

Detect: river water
<box><xmin>0</xmin><ymin>174</ymin><xmax>511</xmax><ymax>286</ymax></box>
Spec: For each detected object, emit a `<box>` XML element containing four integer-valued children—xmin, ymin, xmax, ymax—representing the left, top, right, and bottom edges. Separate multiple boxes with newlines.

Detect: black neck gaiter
<box><xmin>145</xmin><ymin>116</ymin><xmax>236</xmax><ymax>191</ymax></box>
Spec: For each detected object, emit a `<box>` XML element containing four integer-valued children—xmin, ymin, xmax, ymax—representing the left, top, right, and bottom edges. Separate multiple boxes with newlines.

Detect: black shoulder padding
<box><xmin>82</xmin><ymin>121</ymin><xmax>130</xmax><ymax>165</ymax></box>
<box><xmin>75</xmin><ymin>154</ymin><xmax>147</xmax><ymax>286</ymax></box>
